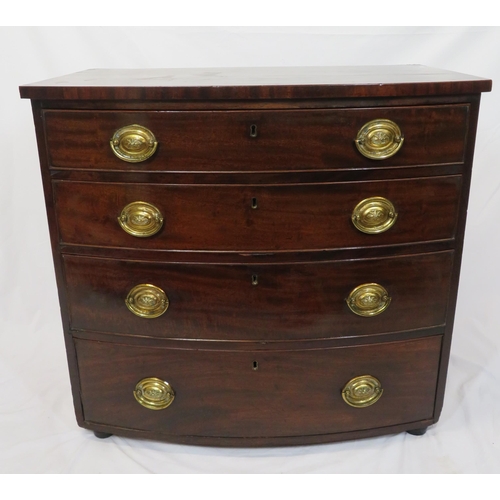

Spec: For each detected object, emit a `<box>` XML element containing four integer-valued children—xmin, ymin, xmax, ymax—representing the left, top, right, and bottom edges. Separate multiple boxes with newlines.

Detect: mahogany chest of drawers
<box><xmin>20</xmin><ymin>66</ymin><xmax>491</xmax><ymax>446</ymax></box>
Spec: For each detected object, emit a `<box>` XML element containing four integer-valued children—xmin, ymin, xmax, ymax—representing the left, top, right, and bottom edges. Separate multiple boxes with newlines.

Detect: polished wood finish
<box><xmin>75</xmin><ymin>336</ymin><xmax>442</xmax><ymax>439</ymax></box>
<box><xmin>53</xmin><ymin>176</ymin><xmax>461</xmax><ymax>252</ymax></box>
<box><xmin>44</xmin><ymin>106</ymin><xmax>468</xmax><ymax>171</ymax></box>
<box><xmin>19</xmin><ymin>66</ymin><xmax>492</xmax><ymax>101</ymax></box>
<box><xmin>64</xmin><ymin>251</ymin><xmax>453</xmax><ymax>341</ymax></box>
<box><xmin>20</xmin><ymin>66</ymin><xmax>491</xmax><ymax>446</ymax></box>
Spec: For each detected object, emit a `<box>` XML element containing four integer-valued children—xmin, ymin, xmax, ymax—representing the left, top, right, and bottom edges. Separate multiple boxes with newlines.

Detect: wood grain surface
<box><xmin>75</xmin><ymin>335</ymin><xmax>442</xmax><ymax>438</ymax></box>
<box><xmin>65</xmin><ymin>251</ymin><xmax>453</xmax><ymax>341</ymax></box>
<box><xmin>53</xmin><ymin>176</ymin><xmax>462</xmax><ymax>252</ymax></box>
<box><xmin>19</xmin><ymin>65</ymin><xmax>492</xmax><ymax>100</ymax></box>
<box><xmin>43</xmin><ymin>105</ymin><xmax>468</xmax><ymax>171</ymax></box>
<box><xmin>21</xmin><ymin>67</ymin><xmax>491</xmax><ymax>445</ymax></box>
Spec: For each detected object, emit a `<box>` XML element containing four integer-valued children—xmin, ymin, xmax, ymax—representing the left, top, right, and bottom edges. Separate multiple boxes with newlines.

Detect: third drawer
<box><xmin>64</xmin><ymin>251</ymin><xmax>454</xmax><ymax>341</ymax></box>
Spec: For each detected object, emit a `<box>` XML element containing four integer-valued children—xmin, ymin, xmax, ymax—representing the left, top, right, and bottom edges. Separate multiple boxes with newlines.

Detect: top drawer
<box><xmin>43</xmin><ymin>105</ymin><xmax>468</xmax><ymax>172</ymax></box>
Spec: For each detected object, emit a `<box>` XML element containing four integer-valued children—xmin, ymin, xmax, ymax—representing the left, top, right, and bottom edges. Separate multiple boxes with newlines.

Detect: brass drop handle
<box><xmin>134</xmin><ymin>378</ymin><xmax>175</xmax><ymax>410</ymax></box>
<box><xmin>352</xmin><ymin>197</ymin><xmax>397</xmax><ymax>234</ymax></box>
<box><xmin>118</xmin><ymin>201</ymin><xmax>164</xmax><ymax>237</ymax></box>
<box><xmin>342</xmin><ymin>375</ymin><xmax>383</xmax><ymax>408</ymax></box>
<box><xmin>346</xmin><ymin>283</ymin><xmax>391</xmax><ymax>317</ymax></box>
<box><xmin>110</xmin><ymin>124</ymin><xmax>158</xmax><ymax>163</ymax></box>
<box><xmin>355</xmin><ymin>119</ymin><xmax>404</xmax><ymax>160</ymax></box>
<box><xmin>126</xmin><ymin>284</ymin><xmax>169</xmax><ymax>319</ymax></box>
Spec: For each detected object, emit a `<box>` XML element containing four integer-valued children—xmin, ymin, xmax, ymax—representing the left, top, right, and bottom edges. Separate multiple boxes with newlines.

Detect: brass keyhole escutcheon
<box><xmin>134</xmin><ymin>378</ymin><xmax>175</xmax><ymax>410</ymax></box>
<box><xmin>342</xmin><ymin>375</ymin><xmax>383</xmax><ymax>408</ymax></box>
<box><xmin>346</xmin><ymin>283</ymin><xmax>391</xmax><ymax>317</ymax></box>
<box><xmin>126</xmin><ymin>284</ymin><xmax>169</xmax><ymax>319</ymax></box>
<box><xmin>110</xmin><ymin>124</ymin><xmax>158</xmax><ymax>163</ymax></box>
<box><xmin>118</xmin><ymin>201</ymin><xmax>164</xmax><ymax>238</ymax></box>
<box><xmin>352</xmin><ymin>197</ymin><xmax>397</xmax><ymax>234</ymax></box>
<box><xmin>355</xmin><ymin>119</ymin><xmax>404</xmax><ymax>160</ymax></box>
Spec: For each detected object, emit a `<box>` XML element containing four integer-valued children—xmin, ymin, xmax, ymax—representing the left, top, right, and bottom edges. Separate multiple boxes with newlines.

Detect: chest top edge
<box><xmin>19</xmin><ymin>65</ymin><xmax>492</xmax><ymax>101</ymax></box>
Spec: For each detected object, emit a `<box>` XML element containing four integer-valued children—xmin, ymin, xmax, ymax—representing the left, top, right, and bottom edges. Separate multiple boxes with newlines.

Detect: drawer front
<box><xmin>75</xmin><ymin>336</ymin><xmax>441</xmax><ymax>438</ymax></box>
<box><xmin>54</xmin><ymin>176</ymin><xmax>461</xmax><ymax>251</ymax></box>
<box><xmin>44</xmin><ymin>106</ymin><xmax>468</xmax><ymax>171</ymax></box>
<box><xmin>65</xmin><ymin>251</ymin><xmax>453</xmax><ymax>341</ymax></box>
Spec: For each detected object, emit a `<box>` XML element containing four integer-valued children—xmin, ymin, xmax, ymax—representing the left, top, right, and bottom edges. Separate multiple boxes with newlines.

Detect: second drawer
<box><xmin>64</xmin><ymin>251</ymin><xmax>453</xmax><ymax>341</ymax></box>
<box><xmin>53</xmin><ymin>176</ymin><xmax>462</xmax><ymax>252</ymax></box>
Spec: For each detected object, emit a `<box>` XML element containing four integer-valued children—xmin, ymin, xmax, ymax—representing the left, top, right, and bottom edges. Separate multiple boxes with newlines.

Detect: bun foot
<box><xmin>93</xmin><ymin>430</ymin><xmax>113</xmax><ymax>439</ymax></box>
<box><xmin>406</xmin><ymin>427</ymin><xmax>428</xmax><ymax>436</ymax></box>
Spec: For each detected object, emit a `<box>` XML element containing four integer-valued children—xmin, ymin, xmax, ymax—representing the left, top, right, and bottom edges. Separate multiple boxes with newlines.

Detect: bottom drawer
<box><xmin>75</xmin><ymin>336</ymin><xmax>441</xmax><ymax>439</ymax></box>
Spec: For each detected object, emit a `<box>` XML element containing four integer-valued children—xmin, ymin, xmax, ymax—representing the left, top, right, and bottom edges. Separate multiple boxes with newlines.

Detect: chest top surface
<box><xmin>19</xmin><ymin>65</ymin><xmax>492</xmax><ymax>101</ymax></box>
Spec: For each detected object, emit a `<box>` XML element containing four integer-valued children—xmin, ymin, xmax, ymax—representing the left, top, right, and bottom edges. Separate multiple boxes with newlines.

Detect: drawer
<box><xmin>75</xmin><ymin>336</ymin><xmax>442</xmax><ymax>438</ymax></box>
<box><xmin>44</xmin><ymin>106</ymin><xmax>468</xmax><ymax>171</ymax></box>
<box><xmin>64</xmin><ymin>251</ymin><xmax>453</xmax><ymax>341</ymax></box>
<box><xmin>54</xmin><ymin>176</ymin><xmax>461</xmax><ymax>252</ymax></box>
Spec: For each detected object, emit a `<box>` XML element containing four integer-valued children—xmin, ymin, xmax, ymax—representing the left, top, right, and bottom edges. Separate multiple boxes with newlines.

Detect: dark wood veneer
<box><xmin>20</xmin><ymin>66</ymin><xmax>491</xmax><ymax>446</ymax></box>
<box><xmin>53</xmin><ymin>176</ymin><xmax>462</xmax><ymax>252</ymax></box>
<box><xmin>75</xmin><ymin>336</ymin><xmax>442</xmax><ymax>439</ymax></box>
<box><xmin>44</xmin><ymin>106</ymin><xmax>467</xmax><ymax>171</ymax></box>
<box><xmin>19</xmin><ymin>66</ymin><xmax>492</xmax><ymax>101</ymax></box>
<box><xmin>64</xmin><ymin>251</ymin><xmax>453</xmax><ymax>341</ymax></box>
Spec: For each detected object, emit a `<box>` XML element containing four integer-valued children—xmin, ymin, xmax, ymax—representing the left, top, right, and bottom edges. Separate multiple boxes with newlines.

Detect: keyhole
<box><xmin>251</xmin><ymin>197</ymin><xmax>258</xmax><ymax>209</ymax></box>
<box><xmin>252</xmin><ymin>361</ymin><xmax>259</xmax><ymax>371</ymax></box>
<box><xmin>250</xmin><ymin>124</ymin><xmax>258</xmax><ymax>138</ymax></box>
<box><xmin>252</xmin><ymin>274</ymin><xmax>259</xmax><ymax>286</ymax></box>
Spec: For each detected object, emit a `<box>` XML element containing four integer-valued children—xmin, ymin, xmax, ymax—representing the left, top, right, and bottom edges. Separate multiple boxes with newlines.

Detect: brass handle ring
<box><xmin>346</xmin><ymin>283</ymin><xmax>391</xmax><ymax>317</ymax></box>
<box><xmin>110</xmin><ymin>124</ymin><xmax>158</xmax><ymax>163</ymax></box>
<box><xmin>126</xmin><ymin>284</ymin><xmax>169</xmax><ymax>319</ymax></box>
<box><xmin>342</xmin><ymin>375</ymin><xmax>383</xmax><ymax>408</ymax></box>
<box><xmin>355</xmin><ymin>119</ymin><xmax>404</xmax><ymax>160</ymax></box>
<box><xmin>352</xmin><ymin>196</ymin><xmax>397</xmax><ymax>234</ymax></box>
<box><xmin>134</xmin><ymin>377</ymin><xmax>175</xmax><ymax>410</ymax></box>
<box><xmin>118</xmin><ymin>201</ymin><xmax>164</xmax><ymax>237</ymax></box>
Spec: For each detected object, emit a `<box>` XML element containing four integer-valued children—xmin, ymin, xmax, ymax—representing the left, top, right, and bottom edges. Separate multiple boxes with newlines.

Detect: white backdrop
<box><xmin>1</xmin><ymin>26</ymin><xmax>500</xmax><ymax>474</ymax></box>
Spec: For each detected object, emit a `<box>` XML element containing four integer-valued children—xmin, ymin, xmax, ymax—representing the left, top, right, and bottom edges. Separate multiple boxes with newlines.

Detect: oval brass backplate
<box><xmin>352</xmin><ymin>196</ymin><xmax>397</xmax><ymax>234</ymax></box>
<box><xmin>342</xmin><ymin>375</ymin><xmax>383</xmax><ymax>408</ymax></box>
<box><xmin>110</xmin><ymin>124</ymin><xmax>158</xmax><ymax>163</ymax></box>
<box><xmin>126</xmin><ymin>284</ymin><xmax>169</xmax><ymax>319</ymax></box>
<box><xmin>346</xmin><ymin>283</ymin><xmax>391</xmax><ymax>317</ymax></box>
<box><xmin>134</xmin><ymin>377</ymin><xmax>175</xmax><ymax>410</ymax></box>
<box><xmin>355</xmin><ymin>119</ymin><xmax>404</xmax><ymax>160</ymax></box>
<box><xmin>118</xmin><ymin>201</ymin><xmax>164</xmax><ymax>238</ymax></box>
